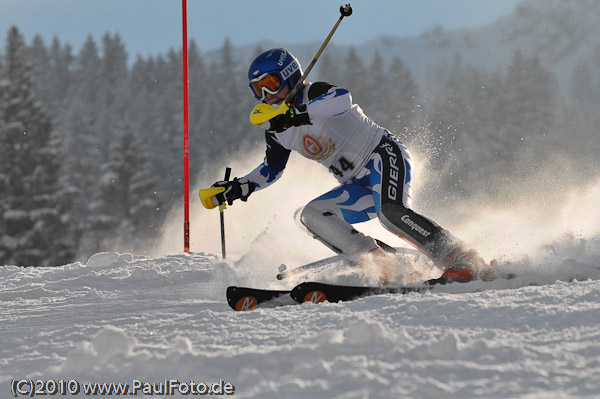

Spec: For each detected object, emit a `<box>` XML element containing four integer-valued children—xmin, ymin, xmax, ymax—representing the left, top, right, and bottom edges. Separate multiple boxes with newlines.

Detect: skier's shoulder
<box><xmin>307</xmin><ymin>81</ymin><xmax>350</xmax><ymax>102</ymax></box>
<box><xmin>305</xmin><ymin>81</ymin><xmax>352</xmax><ymax>118</ymax></box>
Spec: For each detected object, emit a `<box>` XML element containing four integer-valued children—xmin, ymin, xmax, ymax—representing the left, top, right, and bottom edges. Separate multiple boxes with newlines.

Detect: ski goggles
<box><xmin>249</xmin><ymin>72</ymin><xmax>285</xmax><ymax>100</ymax></box>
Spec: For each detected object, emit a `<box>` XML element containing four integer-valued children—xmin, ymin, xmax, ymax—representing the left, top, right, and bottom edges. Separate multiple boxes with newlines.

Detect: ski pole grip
<box><xmin>340</xmin><ymin>4</ymin><xmax>352</xmax><ymax>17</ymax></box>
<box><xmin>219</xmin><ymin>167</ymin><xmax>232</xmax><ymax>212</ymax></box>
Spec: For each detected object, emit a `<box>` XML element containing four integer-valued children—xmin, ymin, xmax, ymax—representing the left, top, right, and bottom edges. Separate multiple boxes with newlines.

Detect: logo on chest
<box><xmin>300</xmin><ymin>134</ymin><xmax>335</xmax><ymax>161</ymax></box>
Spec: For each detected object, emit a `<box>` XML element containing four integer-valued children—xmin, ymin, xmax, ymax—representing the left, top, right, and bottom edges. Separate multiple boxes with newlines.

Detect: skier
<box><xmin>209</xmin><ymin>48</ymin><xmax>495</xmax><ymax>284</ymax></box>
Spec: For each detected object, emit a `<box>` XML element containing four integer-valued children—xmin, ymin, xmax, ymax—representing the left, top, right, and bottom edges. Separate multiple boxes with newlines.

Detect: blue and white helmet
<box><xmin>248</xmin><ymin>48</ymin><xmax>303</xmax><ymax>101</ymax></box>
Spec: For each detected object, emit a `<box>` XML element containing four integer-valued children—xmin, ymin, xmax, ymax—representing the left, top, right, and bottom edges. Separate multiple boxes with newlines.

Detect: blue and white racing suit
<box><xmin>244</xmin><ymin>82</ymin><xmax>458</xmax><ymax>265</ymax></box>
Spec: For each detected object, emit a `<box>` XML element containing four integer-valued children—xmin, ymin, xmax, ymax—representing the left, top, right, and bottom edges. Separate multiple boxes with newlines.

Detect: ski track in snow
<box><xmin>1</xmin><ymin>248</ymin><xmax>600</xmax><ymax>399</ymax></box>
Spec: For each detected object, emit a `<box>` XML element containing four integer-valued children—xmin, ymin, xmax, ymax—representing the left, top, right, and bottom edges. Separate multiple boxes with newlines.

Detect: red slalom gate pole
<box><xmin>182</xmin><ymin>0</ymin><xmax>190</xmax><ymax>253</ymax></box>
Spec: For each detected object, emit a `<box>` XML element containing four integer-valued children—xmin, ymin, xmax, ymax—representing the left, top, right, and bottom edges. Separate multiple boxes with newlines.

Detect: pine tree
<box><xmin>29</xmin><ymin>35</ymin><xmax>51</xmax><ymax>109</ymax></box>
<box><xmin>570</xmin><ymin>61</ymin><xmax>596</xmax><ymax>108</ymax></box>
<box><xmin>149</xmin><ymin>48</ymin><xmax>185</xmax><ymax>208</ymax></box>
<box><xmin>88</xmin><ymin>120</ymin><xmax>162</xmax><ymax>254</ymax></box>
<box><xmin>317</xmin><ymin>52</ymin><xmax>341</xmax><ymax>84</ymax></box>
<box><xmin>0</xmin><ymin>85</ymin><xmax>9</xmax><ymax>261</ymax></box>
<box><xmin>503</xmin><ymin>51</ymin><xmax>558</xmax><ymax>162</ymax></box>
<box><xmin>48</xmin><ymin>37</ymin><xmax>74</xmax><ymax>115</ymax></box>
<box><xmin>0</xmin><ymin>26</ymin><xmax>73</xmax><ymax>266</ymax></box>
<box><xmin>204</xmin><ymin>39</ymin><xmax>256</xmax><ymax>161</ymax></box>
<box><xmin>341</xmin><ymin>47</ymin><xmax>368</xmax><ymax>104</ymax></box>
<box><xmin>59</xmin><ymin>103</ymin><xmax>103</xmax><ymax>257</ymax></box>
<box><xmin>70</xmin><ymin>35</ymin><xmax>102</xmax><ymax>106</ymax></box>
<box><xmin>29</xmin><ymin>35</ymin><xmax>74</xmax><ymax>119</ymax></box>
<box><xmin>95</xmin><ymin>32</ymin><xmax>129</xmax><ymax>159</ymax></box>
<box><xmin>426</xmin><ymin>55</ymin><xmax>472</xmax><ymax>170</ymax></box>
<box><xmin>387</xmin><ymin>56</ymin><xmax>419</xmax><ymax>133</ymax></box>
<box><xmin>362</xmin><ymin>50</ymin><xmax>389</xmax><ymax>125</ymax></box>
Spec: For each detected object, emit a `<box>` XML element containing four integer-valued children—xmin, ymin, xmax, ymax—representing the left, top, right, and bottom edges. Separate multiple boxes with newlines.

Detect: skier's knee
<box><xmin>296</xmin><ymin>204</ymin><xmax>320</xmax><ymax>231</ymax></box>
<box><xmin>297</xmin><ymin>204</ymin><xmax>378</xmax><ymax>256</ymax></box>
<box><xmin>297</xmin><ymin>204</ymin><xmax>338</xmax><ymax>239</ymax></box>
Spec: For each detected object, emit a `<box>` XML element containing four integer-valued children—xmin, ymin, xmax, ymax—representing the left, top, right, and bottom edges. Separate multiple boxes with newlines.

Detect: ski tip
<box><xmin>226</xmin><ymin>286</ymin><xmax>259</xmax><ymax>311</ymax></box>
<box><xmin>226</xmin><ymin>286</ymin><xmax>292</xmax><ymax>311</ymax></box>
<box><xmin>234</xmin><ymin>295</ymin><xmax>259</xmax><ymax>311</ymax></box>
<box><xmin>227</xmin><ymin>287</ymin><xmax>259</xmax><ymax>311</ymax></box>
<box><xmin>302</xmin><ymin>289</ymin><xmax>327</xmax><ymax>304</ymax></box>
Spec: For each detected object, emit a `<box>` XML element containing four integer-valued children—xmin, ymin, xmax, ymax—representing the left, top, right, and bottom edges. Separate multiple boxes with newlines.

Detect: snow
<box><xmin>1</xmin><ymin>236</ymin><xmax>600</xmax><ymax>398</ymax></box>
<box><xmin>2</xmin><ymin>158</ymin><xmax>600</xmax><ymax>398</ymax></box>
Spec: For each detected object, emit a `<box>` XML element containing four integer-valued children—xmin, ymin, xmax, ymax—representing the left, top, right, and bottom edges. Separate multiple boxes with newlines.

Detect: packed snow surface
<box><xmin>1</xmin><ymin>240</ymin><xmax>600</xmax><ymax>398</ymax></box>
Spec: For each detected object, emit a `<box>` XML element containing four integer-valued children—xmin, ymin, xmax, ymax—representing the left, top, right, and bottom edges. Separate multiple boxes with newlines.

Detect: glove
<box><xmin>211</xmin><ymin>177</ymin><xmax>256</xmax><ymax>206</ymax></box>
<box><xmin>262</xmin><ymin>103</ymin><xmax>311</xmax><ymax>133</ymax></box>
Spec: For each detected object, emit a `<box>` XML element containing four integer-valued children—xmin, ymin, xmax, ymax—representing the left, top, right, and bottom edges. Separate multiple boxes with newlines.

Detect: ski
<box><xmin>226</xmin><ymin>280</ymin><xmax>434</xmax><ymax>311</ymax></box>
<box><xmin>290</xmin><ymin>281</ymin><xmax>433</xmax><ymax>304</ymax></box>
<box><xmin>285</xmin><ymin>270</ymin><xmax>519</xmax><ymax>305</ymax></box>
<box><xmin>276</xmin><ymin>255</ymin><xmax>352</xmax><ymax>280</ymax></box>
<box><xmin>226</xmin><ymin>270</ymin><xmax>517</xmax><ymax>311</ymax></box>
<box><xmin>276</xmin><ymin>245</ymin><xmax>420</xmax><ymax>280</ymax></box>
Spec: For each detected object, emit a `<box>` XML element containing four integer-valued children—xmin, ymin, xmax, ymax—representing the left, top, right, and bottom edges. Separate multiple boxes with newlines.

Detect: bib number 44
<box><xmin>329</xmin><ymin>157</ymin><xmax>354</xmax><ymax>177</ymax></box>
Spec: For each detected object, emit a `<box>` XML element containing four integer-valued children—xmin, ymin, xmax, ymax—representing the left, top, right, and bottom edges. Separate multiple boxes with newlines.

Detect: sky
<box><xmin>1</xmin><ymin>0</ymin><xmax>521</xmax><ymax>58</ymax></box>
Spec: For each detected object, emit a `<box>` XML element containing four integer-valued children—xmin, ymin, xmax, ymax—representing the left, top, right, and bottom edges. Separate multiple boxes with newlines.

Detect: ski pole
<box><xmin>285</xmin><ymin>3</ymin><xmax>353</xmax><ymax>104</ymax></box>
<box><xmin>276</xmin><ymin>243</ymin><xmax>418</xmax><ymax>280</ymax></box>
<box><xmin>220</xmin><ymin>167</ymin><xmax>231</xmax><ymax>259</ymax></box>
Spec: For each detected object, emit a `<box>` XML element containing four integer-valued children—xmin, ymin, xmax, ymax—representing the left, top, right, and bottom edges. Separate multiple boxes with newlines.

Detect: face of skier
<box><xmin>264</xmin><ymin>83</ymin><xmax>290</xmax><ymax>106</ymax></box>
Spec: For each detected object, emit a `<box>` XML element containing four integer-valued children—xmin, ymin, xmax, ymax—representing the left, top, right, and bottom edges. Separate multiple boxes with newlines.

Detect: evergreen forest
<box><xmin>1</xmin><ymin>25</ymin><xmax>599</xmax><ymax>266</ymax></box>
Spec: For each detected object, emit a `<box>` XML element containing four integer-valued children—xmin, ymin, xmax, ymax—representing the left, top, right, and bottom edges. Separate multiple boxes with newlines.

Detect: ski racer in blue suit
<box><xmin>210</xmin><ymin>48</ymin><xmax>495</xmax><ymax>283</ymax></box>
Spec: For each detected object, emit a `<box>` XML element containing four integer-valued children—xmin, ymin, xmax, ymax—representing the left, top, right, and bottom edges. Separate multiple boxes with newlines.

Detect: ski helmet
<box><xmin>248</xmin><ymin>48</ymin><xmax>303</xmax><ymax>101</ymax></box>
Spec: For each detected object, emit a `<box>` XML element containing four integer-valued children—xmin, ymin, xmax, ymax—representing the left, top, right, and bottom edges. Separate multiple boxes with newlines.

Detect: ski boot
<box><xmin>439</xmin><ymin>247</ymin><xmax>497</xmax><ymax>283</ymax></box>
<box><xmin>360</xmin><ymin>247</ymin><xmax>397</xmax><ymax>285</ymax></box>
